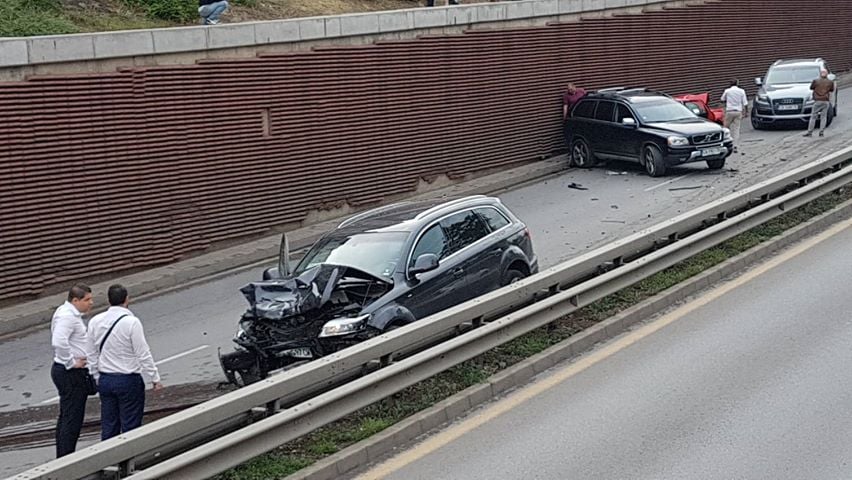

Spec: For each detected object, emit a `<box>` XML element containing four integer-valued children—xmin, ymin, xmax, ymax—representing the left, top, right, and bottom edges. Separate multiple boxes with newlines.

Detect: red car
<box><xmin>675</xmin><ymin>93</ymin><xmax>725</xmax><ymax>125</ymax></box>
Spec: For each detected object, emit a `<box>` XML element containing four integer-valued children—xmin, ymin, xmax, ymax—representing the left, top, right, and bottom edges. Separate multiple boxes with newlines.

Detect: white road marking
<box><xmin>39</xmin><ymin>345</ymin><xmax>210</xmax><ymax>404</ymax></box>
<box><xmin>644</xmin><ymin>172</ymin><xmax>693</xmax><ymax>192</ymax></box>
<box><xmin>155</xmin><ymin>345</ymin><xmax>209</xmax><ymax>365</ymax></box>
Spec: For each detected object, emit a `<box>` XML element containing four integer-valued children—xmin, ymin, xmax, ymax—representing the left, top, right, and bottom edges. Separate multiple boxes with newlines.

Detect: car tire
<box><xmin>571</xmin><ymin>138</ymin><xmax>595</xmax><ymax>168</ymax></box>
<box><xmin>706</xmin><ymin>158</ymin><xmax>726</xmax><ymax>170</ymax></box>
<box><xmin>751</xmin><ymin>112</ymin><xmax>764</xmax><ymax>130</ymax></box>
<box><xmin>501</xmin><ymin>268</ymin><xmax>527</xmax><ymax>286</ymax></box>
<box><xmin>642</xmin><ymin>144</ymin><xmax>667</xmax><ymax>177</ymax></box>
<box><xmin>236</xmin><ymin>364</ymin><xmax>265</xmax><ymax>387</ymax></box>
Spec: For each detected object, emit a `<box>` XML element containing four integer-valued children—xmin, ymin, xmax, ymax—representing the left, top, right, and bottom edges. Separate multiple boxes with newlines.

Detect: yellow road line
<box><xmin>356</xmin><ymin>216</ymin><xmax>852</xmax><ymax>480</ymax></box>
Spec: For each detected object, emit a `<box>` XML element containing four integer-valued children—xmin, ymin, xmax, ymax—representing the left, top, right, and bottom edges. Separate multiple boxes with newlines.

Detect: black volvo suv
<box><xmin>565</xmin><ymin>88</ymin><xmax>734</xmax><ymax>177</ymax></box>
<box><xmin>220</xmin><ymin>195</ymin><xmax>538</xmax><ymax>385</ymax></box>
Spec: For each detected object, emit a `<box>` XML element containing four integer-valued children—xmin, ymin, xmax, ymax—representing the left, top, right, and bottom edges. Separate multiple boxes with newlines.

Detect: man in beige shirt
<box><xmin>804</xmin><ymin>69</ymin><xmax>835</xmax><ymax>137</ymax></box>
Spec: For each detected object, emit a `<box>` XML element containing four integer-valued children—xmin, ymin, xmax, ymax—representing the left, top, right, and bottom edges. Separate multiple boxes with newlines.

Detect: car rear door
<box><xmin>439</xmin><ymin>210</ymin><xmax>493</xmax><ymax>300</ymax></box>
<box><xmin>590</xmin><ymin>100</ymin><xmax>618</xmax><ymax>156</ymax></box>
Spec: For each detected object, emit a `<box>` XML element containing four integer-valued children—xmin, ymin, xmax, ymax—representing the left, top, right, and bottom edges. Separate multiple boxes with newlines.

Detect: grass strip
<box><xmin>215</xmin><ymin>187</ymin><xmax>852</xmax><ymax>480</ymax></box>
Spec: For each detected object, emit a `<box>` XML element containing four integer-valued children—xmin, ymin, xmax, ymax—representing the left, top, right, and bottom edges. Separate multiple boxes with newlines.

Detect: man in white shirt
<box><xmin>88</xmin><ymin>284</ymin><xmax>163</xmax><ymax>440</ymax></box>
<box><xmin>50</xmin><ymin>283</ymin><xmax>95</xmax><ymax>457</ymax></box>
<box><xmin>720</xmin><ymin>79</ymin><xmax>749</xmax><ymax>153</ymax></box>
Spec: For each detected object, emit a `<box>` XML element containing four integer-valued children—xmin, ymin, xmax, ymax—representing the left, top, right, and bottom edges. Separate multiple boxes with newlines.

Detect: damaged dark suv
<box><xmin>220</xmin><ymin>195</ymin><xmax>538</xmax><ymax>385</ymax></box>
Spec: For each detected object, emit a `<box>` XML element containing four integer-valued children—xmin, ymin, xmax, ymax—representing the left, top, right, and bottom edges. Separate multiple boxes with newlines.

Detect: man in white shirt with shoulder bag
<box><xmin>720</xmin><ymin>78</ymin><xmax>749</xmax><ymax>153</ymax></box>
<box><xmin>88</xmin><ymin>284</ymin><xmax>163</xmax><ymax>440</ymax></box>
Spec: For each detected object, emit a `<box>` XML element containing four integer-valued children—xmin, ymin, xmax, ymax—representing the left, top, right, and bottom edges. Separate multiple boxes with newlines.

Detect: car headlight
<box><xmin>756</xmin><ymin>94</ymin><xmax>769</xmax><ymax>103</ymax></box>
<box><xmin>667</xmin><ymin>135</ymin><xmax>690</xmax><ymax>147</ymax></box>
<box><xmin>235</xmin><ymin>327</ymin><xmax>247</xmax><ymax>340</ymax></box>
<box><xmin>319</xmin><ymin>314</ymin><xmax>369</xmax><ymax>338</ymax></box>
<box><xmin>722</xmin><ymin>128</ymin><xmax>732</xmax><ymax>140</ymax></box>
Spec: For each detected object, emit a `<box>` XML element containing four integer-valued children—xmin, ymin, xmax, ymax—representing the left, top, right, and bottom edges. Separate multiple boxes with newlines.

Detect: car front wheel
<box><xmin>571</xmin><ymin>138</ymin><xmax>594</xmax><ymax>168</ymax></box>
<box><xmin>643</xmin><ymin>144</ymin><xmax>667</xmax><ymax>177</ymax></box>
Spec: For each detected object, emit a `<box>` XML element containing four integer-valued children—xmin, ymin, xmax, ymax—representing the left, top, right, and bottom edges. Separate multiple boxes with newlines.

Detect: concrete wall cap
<box><xmin>1</xmin><ymin>0</ymin><xmax>674</xmax><ymax>66</ymax></box>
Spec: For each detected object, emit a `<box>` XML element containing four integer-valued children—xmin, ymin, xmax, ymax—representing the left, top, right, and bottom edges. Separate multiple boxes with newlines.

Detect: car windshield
<box><xmin>765</xmin><ymin>66</ymin><xmax>821</xmax><ymax>85</ymax></box>
<box><xmin>634</xmin><ymin>100</ymin><xmax>697</xmax><ymax>123</ymax></box>
<box><xmin>294</xmin><ymin>231</ymin><xmax>408</xmax><ymax>280</ymax></box>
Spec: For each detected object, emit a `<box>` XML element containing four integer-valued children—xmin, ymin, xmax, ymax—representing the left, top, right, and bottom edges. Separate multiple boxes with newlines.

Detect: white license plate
<box><xmin>700</xmin><ymin>147</ymin><xmax>723</xmax><ymax>157</ymax></box>
<box><xmin>283</xmin><ymin>347</ymin><xmax>312</xmax><ymax>359</ymax></box>
<box><xmin>777</xmin><ymin>104</ymin><xmax>799</xmax><ymax>111</ymax></box>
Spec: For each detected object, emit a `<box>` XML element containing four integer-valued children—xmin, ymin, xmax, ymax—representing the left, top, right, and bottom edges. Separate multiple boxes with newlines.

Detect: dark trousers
<box><xmin>98</xmin><ymin>373</ymin><xmax>145</xmax><ymax>440</ymax></box>
<box><xmin>50</xmin><ymin>363</ymin><xmax>89</xmax><ymax>457</ymax></box>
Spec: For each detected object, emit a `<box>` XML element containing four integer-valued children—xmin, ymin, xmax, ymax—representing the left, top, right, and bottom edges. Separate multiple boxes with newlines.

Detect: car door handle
<box><xmin>452</xmin><ymin>267</ymin><xmax>464</xmax><ymax>276</ymax></box>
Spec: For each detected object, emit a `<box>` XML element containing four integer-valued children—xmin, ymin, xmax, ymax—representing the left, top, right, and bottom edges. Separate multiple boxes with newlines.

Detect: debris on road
<box><xmin>568</xmin><ymin>182</ymin><xmax>588</xmax><ymax>190</ymax></box>
<box><xmin>606</xmin><ymin>171</ymin><xmax>628</xmax><ymax>175</ymax></box>
<box><xmin>669</xmin><ymin>185</ymin><xmax>704</xmax><ymax>191</ymax></box>
<box><xmin>610</xmin><ymin>205</ymin><xmax>619</xmax><ymax>209</ymax></box>
<box><xmin>601</xmin><ymin>219</ymin><xmax>626</xmax><ymax>224</ymax></box>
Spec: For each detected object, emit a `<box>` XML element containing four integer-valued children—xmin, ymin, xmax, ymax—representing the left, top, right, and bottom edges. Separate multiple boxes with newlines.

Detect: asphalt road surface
<box><xmin>353</xmin><ymin>215</ymin><xmax>852</xmax><ymax>480</ymax></box>
<box><xmin>2</xmin><ymin>103</ymin><xmax>851</xmax><ymax>475</ymax></box>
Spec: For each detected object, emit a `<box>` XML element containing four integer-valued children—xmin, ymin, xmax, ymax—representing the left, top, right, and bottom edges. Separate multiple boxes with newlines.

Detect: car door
<box><xmin>569</xmin><ymin>99</ymin><xmax>597</xmax><ymax>145</ymax></box>
<box><xmin>590</xmin><ymin>100</ymin><xmax>618</xmax><ymax>157</ymax></box>
<box><xmin>438</xmin><ymin>210</ymin><xmax>494</xmax><ymax>301</ymax></box>
<box><xmin>399</xmin><ymin>223</ymin><xmax>464</xmax><ymax>320</ymax></box>
<box><xmin>612</xmin><ymin>103</ymin><xmax>643</xmax><ymax>161</ymax></box>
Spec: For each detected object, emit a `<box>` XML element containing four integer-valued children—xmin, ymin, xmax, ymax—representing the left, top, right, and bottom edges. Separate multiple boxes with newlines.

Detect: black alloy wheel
<box><xmin>571</xmin><ymin>138</ymin><xmax>594</xmax><ymax>168</ymax></box>
<box><xmin>643</xmin><ymin>144</ymin><xmax>667</xmax><ymax>177</ymax></box>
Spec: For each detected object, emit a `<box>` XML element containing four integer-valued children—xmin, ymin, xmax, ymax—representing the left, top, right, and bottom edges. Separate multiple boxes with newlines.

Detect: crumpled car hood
<box><xmin>241</xmin><ymin>264</ymin><xmax>391</xmax><ymax>321</ymax></box>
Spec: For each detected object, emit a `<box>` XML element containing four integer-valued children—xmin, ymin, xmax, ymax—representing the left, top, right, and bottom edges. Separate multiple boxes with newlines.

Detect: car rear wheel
<box><xmin>571</xmin><ymin>138</ymin><xmax>595</xmax><ymax>168</ymax></box>
<box><xmin>642</xmin><ymin>144</ymin><xmax>666</xmax><ymax>177</ymax></box>
<box><xmin>501</xmin><ymin>268</ymin><xmax>527</xmax><ymax>286</ymax></box>
<box><xmin>706</xmin><ymin>158</ymin><xmax>726</xmax><ymax>170</ymax></box>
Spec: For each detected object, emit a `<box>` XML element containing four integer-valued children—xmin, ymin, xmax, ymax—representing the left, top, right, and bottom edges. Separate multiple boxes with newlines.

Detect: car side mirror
<box><xmin>410</xmin><ymin>253</ymin><xmax>439</xmax><ymax>276</ymax></box>
<box><xmin>828</xmin><ymin>73</ymin><xmax>837</xmax><ymax>82</ymax></box>
<box><xmin>262</xmin><ymin>267</ymin><xmax>282</xmax><ymax>281</ymax></box>
<box><xmin>754</xmin><ymin>77</ymin><xmax>763</xmax><ymax>86</ymax></box>
<box><xmin>622</xmin><ymin>117</ymin><xmax>636</xmax><ymax>127</ymax></box>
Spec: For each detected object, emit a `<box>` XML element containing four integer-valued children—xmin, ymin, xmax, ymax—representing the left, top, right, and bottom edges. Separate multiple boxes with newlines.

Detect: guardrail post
<box><xmin>266</xmin><ymin>398</ymin><xmax>282</xmax><ymax>415</ymax></box>
<box><xmin>120</xmin><ymin>458</ymin><xmax>136</xmax><ymax>477</ymax></box>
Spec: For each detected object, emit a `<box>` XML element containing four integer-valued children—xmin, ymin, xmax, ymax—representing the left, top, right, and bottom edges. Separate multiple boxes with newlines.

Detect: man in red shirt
<box><xmin>562</xmin><ymin>83</ymin><xmax>587</xmax><ymax>121</ymax></box>
<box><xmin>562</xmin><ymin>83</ymin><xmax>587</xmax><ymax>149</ymax></box>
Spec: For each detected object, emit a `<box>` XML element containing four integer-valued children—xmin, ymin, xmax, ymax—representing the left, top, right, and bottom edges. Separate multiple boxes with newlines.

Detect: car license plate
<box><xmin>283</xmin><ymin>347</ymin><xmax>312</xmax><ymax>359</ymax></box>
<box><xmin>777</xmin><ymin>104</ymin><xmax>799</xmax><ymax>111</ymax></box>
<box><xmin>700</xmin><ymin>147</ymin><xmax>723</xmax><ymax>157</ymax></box>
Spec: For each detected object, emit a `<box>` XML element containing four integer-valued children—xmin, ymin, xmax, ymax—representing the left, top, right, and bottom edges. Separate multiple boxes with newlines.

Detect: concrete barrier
<box><xmin>0</xmin><ymin>0</ymin><xmax>678</xmax><ymax>68</ymax></box>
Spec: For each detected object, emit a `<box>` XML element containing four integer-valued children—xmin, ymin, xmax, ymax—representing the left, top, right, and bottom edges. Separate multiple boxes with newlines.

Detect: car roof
<box><xmin>583</xmin><ymin>87</ymin><xmax>672</xmax><ymax>103</ymax></box>
<box><xmin>771</xmin><ymin>58</ymin><xmax>824</xmax><ymax>68</ymax></box>
<box><xmin>334</xmin><ymin>195</ymin><xmax>504</xmax><ymax>234</ymax></box>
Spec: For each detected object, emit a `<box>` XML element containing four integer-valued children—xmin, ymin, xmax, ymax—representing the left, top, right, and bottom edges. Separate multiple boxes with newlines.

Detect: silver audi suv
<box><xmin>752</xmin><ymin>58</ymin><xmax>838</xmax><ymax>129</ymax></box>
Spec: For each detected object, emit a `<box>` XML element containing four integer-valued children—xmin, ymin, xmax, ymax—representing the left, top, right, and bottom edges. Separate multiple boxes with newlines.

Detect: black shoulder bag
<box><xmin>84</xmin><ymin>314</ymin><xmax>128</xmax><ymax>396</ymax></box>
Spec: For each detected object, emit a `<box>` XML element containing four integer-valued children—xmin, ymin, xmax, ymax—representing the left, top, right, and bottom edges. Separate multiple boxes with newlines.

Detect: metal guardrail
<box><xmin>10</xmin><ymin>146</ymin><xmax>852</xmax><ymax>480</ymax></box>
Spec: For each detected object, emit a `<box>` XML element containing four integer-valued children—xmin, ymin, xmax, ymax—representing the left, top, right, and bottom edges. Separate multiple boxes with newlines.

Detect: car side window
<box><xmin>616</xmin><ymin>104</ymin><xmax>635</xmax><ymax>123</ymax></box>
<box><xmin>440</xmin><ymin>211</ymin><xmax>490</xmax><ymax>258</ymax></box>
<box><xmin>410</xmin><ymin>224</ymin><xmax>448</xmax><ymax>267</ymax></box>
<box><xmin>573</xmin><ymin>100</ymin><xmax>596</xmax><ymax>119</ymax></box>
<box><xmin>475</xmin><ymin>207</ymin><xmax>510</xmax><ymax>232</ymax></box>
<box><xmin>594</xmin><ymin>101</ymin><xmax>616</xmax><ymax>122</ymax></box>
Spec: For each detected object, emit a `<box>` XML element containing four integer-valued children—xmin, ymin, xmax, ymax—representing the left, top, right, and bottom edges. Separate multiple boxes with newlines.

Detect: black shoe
<box><xmin>819</xmin><ymin>131</ymin><xmax>825</xmax><ymax>137</ymax></box>
<box><xmin>803</xmin><ymin>132</ymin><xmax>812</xmax><ymax>137</ymax></box>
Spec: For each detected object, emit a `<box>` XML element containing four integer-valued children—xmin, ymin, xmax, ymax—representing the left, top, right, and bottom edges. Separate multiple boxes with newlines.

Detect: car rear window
<box><xmin>594</xmin><ymin>101</ymin><xmax>616</xmax><ymax>122</ymax></box>
<box><xmin>440</xmin><ymin>210</ymin><xmax>490</xmax><ymax>257</ymax></box>
<box><xmin>572</xmin><ymin>100</ymin><xmax>596</xmax><ymax>118</ymax></box>
<box><xmin>475</xmin><ymin>207</ymin><xmax>510</xmax><ymax>232</ymax></box>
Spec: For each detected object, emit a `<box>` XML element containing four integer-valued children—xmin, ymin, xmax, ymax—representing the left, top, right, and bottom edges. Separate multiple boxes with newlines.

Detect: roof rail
<box><xmin>413</xmin><ymin>195</ymin><xmax>488</xmax><ymax>220</ymax></box>
<box><xmin>337</xmin><ymin>201</ymin><xmax>412</xmax><ymax>229</ymax></box>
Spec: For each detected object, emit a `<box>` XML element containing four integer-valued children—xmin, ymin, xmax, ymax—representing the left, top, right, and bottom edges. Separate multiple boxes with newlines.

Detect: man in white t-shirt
<box><xmin>720</xmin><ymin>79</ymin><xmax>749</xmax><ymax>153</ymax></box>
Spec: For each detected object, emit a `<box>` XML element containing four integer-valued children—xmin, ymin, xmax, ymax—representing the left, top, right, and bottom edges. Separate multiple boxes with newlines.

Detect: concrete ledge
<box><xmin>285</xmin><ymin>197</ymin><xmax>852</xmax><ymax>480</ymax></box>
<box><xmin>0</xmin><ymin>0</ymin><xmax>679</xmax><ymax>68</ymax></box>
